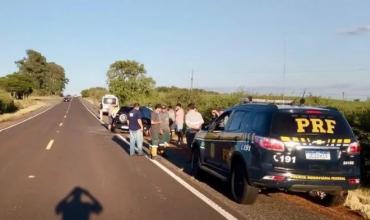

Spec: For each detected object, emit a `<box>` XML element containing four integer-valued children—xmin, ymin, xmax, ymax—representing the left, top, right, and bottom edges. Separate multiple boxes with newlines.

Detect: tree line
<box><xmin>81</xmin><ymin>59</ymin><xmax>370</xmax><ymax>145</ymax></box>
<box><xmin>0</xmin><ymin>50</ymin><xmax>69</xmax><ymax>99</ymax></box>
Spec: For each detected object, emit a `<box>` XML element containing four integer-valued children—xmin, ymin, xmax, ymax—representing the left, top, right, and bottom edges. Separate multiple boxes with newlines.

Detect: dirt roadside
<box><xmin>0</xmin><ymin>96</ymin><xmax>62</xmax><ymax>131</ymax></box>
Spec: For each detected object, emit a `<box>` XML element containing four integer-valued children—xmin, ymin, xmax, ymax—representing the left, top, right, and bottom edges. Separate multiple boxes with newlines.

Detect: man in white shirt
<box><xmin>185</xmin><ymin>103</ymin><xmax>204</xmax><ymax>149</ymax></box>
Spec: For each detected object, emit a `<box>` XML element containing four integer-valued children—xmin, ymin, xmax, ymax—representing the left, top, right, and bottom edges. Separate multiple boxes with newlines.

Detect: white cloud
<box><xmin>341</xmin><ymin>25</ymin><xmax>370</xmax><ymax>35</ymax></box>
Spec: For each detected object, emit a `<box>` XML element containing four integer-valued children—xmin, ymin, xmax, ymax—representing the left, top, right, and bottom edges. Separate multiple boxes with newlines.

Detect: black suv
<box><xmin>191</xmin><ymin>103</ymin><xmax>361</xmax><ymax>205</ymax></box>
<box><xmin>110</xmin><ymin>106</ymin><xmax>152</xmax><ymax>135</ymax></box>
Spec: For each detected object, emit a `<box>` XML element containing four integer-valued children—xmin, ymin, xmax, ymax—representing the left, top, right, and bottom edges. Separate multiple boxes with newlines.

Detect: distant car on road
<box><xmin>191</xmin><ymin>103</ymin><xmax>361</xmax><ymax>206</ymax></box>
<box><xmin>110</xmin><ymin>106</ymin><xmax>152</xmax><ymax>135</ymax></box>
<box><xmin>63</xmin><ymin>95</ymin><xmax>72</xmax><ymax>102</ymax></box>
<box><xmin>100</xmin><ymin>95</ymin><xmax>119</xmax><ymax>116</ymax></box>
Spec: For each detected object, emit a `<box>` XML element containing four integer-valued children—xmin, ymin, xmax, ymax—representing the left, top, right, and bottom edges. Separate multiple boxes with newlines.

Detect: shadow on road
<box><xmin>157</xmin><ymin>141</ymin><xmax>234</xmax><ymax>200</ymax></box>
<box><xmin>55</xmin><ymin>186</ymin><xmax>103</xmax><ymax>220</ymax></box>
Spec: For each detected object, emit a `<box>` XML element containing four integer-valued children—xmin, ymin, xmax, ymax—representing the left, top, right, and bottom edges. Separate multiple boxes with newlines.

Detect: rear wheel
<box><xmin>230</xmin><ymin>162</ymin><xmax>258</xmax><ymax>204</ymax></box>
<box><xmin>321</xmin><ymin>191</ymin><xmax>348</xmax><ymax>207</ymax></box>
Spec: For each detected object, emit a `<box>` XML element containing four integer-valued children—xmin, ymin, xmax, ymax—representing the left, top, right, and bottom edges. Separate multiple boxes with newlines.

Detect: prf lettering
<box><xmin>295</xmin><ymin>118</ymin><xmax>336</xmax><ymax>134</ymax></box>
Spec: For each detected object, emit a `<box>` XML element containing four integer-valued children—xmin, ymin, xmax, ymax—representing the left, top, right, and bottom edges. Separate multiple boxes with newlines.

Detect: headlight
<box><xmin>119</xmin><ymin>114</ymin><xmax>127</xmax><ymax>123</ymax></box>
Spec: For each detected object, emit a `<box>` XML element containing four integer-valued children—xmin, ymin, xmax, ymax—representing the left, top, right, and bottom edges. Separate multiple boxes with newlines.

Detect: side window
<box><xmin>252</xmin><ymin>112</ymin><xmax>270</xmax><ymax>134</ymax></box>
<box><xmin>240</xmin><ymin>112</ymin><xmax>253</xmax><ymax>132</ymax></box>
<box><xmin>212</xmin><ymin>112</ymin><xmax>231</xmax><ymax>131</ymax></box>
<box><xmin>226</xmin><ymin>111</ymin><xmax>248</xmax><ymax>132</ymax></box>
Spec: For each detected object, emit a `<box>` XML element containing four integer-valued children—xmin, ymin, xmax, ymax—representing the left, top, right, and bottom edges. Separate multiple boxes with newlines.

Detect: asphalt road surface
<box><xmin>0</xmin><ymin>98</ymin><xmax>356</xmax><ymax>220</ymax></box>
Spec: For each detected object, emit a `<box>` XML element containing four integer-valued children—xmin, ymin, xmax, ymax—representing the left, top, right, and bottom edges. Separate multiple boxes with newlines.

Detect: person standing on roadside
<box><xmin>151</xmin><ymin>104</ymin><xmax>162</xmax><ymax>148</ymax></box>
<box><xmin>108</xmin><ymin>105</ymin><xmax>120</xmax><ymax>131</ymax></box>
<box><xmin>159</xmin><ymin>105</ymin><xmax>171</xmax><ymax>149</ymax></box>
<box><xmin>175</xmin><ymin>103</ymin><xmax>185</xmax><ymax>145</ymax></box>
<box><xmin>185</xmin><ymin>103</ymin><xmax>204</xmax><ymax>149</ymax></box>
<box><xmin>127</xmin><ymin>103</ymin><xmax>144</xmax><ymax>156</ymax></box>
<box><xmin>167</xmin><ymin>105</ymin><xmax>176</xmax><ymax>140</ymax></box>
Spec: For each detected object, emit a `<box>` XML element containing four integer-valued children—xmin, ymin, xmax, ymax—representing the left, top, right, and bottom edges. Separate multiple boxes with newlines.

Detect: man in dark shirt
<box><xmin>127</xmin><ymin>103</ymin><xmax>144</xmax><ymax>156</ymax></box>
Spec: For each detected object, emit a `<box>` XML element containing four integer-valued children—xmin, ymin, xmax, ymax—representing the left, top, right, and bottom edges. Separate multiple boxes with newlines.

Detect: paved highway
<box><xmin>0</xmin><ymin>98</ymin><xmax>357</xmax><ymax>220</ymax></box>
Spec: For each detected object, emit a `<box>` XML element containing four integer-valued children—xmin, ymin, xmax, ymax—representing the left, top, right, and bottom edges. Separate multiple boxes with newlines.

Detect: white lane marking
<box><xmin>59</xmin><ymin>122</ymin><xmax>63</xmax><ymax>127</ymax></box>
<box><xmin>46</xmin><ymin>139</ymin><xmax>54</xmax><ymax>150</ymax></box>
<box><xmin>64</xmin><ymin>115</ymin><xmax>67</xmax><ymax>118</ymax></box>
<box><xmin>80</xmin><ymin>99</ymin><xmax>103</xmax><ymax>122</ymax></box>
<box><xmin>116</xmin><ymin>134</ymin><xmax>237</xmax><ymax>220</ymax></box>
<box><xmin>0</xmin><ymin>105</ymin><xmax>57</xmax><ymax>133</ymax></box>
<box><xmin>66</xmin><ymin>100</ymin><xmax>72</xmax><ymax>113</ymax></box>
<box><xmin>81</xmin><ymin>99</ymin><xmax>237</xmax><ymax>220</ymax></box>
<box><xmin>28</xmin><ymin>175</ymin><xmax>36</xmax><ymax>179</ymax></box>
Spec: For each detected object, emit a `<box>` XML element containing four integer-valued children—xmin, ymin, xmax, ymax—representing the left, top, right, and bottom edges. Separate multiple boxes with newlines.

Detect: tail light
<box><xmin>305</xmin><ymin>110</ymin><xmax>322</xmax><ymax>114</ymax></box>
<box><xmin>262</xmin><ymin>175</ymin><xmax>286</xmax><ymax>182</ymax></box>
<box><xmin>347</xmin><ymin>142</ymin><xmax>361</xmax><ymax>155</ymax></box>
<box><xmin>348</xmin><ymin>178</ymin><xmax>360</xmax><ymax>185</ymax></box>
<box><xmin>255</xmin><ymin>136</ymin><xmax>285</xmax><ymax>152</ymax></box>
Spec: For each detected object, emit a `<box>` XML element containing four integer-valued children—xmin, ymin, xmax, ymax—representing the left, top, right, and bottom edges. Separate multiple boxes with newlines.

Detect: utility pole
<box><xmin>282</xmin><ymin>38</ymin><xmax>287</xmax><ymax>104</ymax></box>
<box><xmin>190</xmin><ymin>69</ymin><xmax>194</xmax><ymax>92</ymax></box>
<box><xmin>342</xmin><ymin>91</ymin><xmax>345</xmax><ymax>101</ymax></box>
<box><xmin>190</xmin><ymin>69</ymin><xmax>194</xmax><ymax>102</ymax></box>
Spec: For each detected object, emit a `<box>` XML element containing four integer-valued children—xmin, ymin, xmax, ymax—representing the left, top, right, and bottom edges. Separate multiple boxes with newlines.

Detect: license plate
<box><xmin>305</xmin><ymin>151</ymin><xmax>331</xmax><ymax>160</ymax></box>
<box><xmin>121</xmin><ymin>125</ymin><xmax>129</xmax><ymax>129</ymax></box>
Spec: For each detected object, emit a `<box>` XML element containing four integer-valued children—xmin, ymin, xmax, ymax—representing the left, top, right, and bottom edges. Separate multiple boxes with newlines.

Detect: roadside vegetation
<box><xmin>0</xmin><ymin>49</ymin><xmax>68</xmax><ymax>114</ymax></box>
<box><xmin>80</xmin><ymin>58</ymin><xmax>370</xmax><ymax>140</ymax></box>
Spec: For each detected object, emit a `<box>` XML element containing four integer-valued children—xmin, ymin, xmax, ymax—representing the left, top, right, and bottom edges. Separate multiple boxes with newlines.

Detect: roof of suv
<box><xmin>231</xmin><ymin>103</ymin><xmax>338</xmax><ymax>113</ymax></box>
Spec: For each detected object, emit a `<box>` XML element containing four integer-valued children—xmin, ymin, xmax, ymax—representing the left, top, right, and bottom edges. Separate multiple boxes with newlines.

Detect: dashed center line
<box><xmin>64</xmin><ymin>115</ymin><xmax>67</xmax><ymax>118</ymax></box>
<box><xmin>46</xmin><ymin>139</ymin><xmax>54</xmax><ymax>150</ymax></box>
<box><xmin>59</xmin><ymin>122</ymin><xmax>63</xmax><ymax>127</ymax></box>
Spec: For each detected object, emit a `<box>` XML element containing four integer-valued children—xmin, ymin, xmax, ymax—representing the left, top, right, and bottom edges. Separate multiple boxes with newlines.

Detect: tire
<box><xmin>322</xmin><ymin>191</ymin><xmax>348</xmax><ymax>207</ymax></box>
<box><xmin>230</xmin><ymin>161</ymin><xmax>258</xmax><ymax>204</ymax></box>
<box><xmin>191</xmin><ymin>147</ymin><xmax>203</xmax><ymax>177</ymax></box>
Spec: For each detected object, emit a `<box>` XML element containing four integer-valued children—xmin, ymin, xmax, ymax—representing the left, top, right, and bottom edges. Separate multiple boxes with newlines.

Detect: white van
<box><xmin>100</xmin><ymin>94</ymin><xmax>119</xmax><ymax>116</ymax></box>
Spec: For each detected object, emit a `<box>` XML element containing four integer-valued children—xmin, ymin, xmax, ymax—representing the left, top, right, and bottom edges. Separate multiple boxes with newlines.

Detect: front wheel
<box><xmin>230</xmin><ymin>162</ymin><xmax>258</xmax><ymax>204</ymax></box>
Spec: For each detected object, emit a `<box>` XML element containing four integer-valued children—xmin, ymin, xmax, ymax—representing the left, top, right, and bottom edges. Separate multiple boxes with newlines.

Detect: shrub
<box><xmin>0</xmin><ymin>90</ymin><xmax>17</xmax><ymax>114</ymax></box>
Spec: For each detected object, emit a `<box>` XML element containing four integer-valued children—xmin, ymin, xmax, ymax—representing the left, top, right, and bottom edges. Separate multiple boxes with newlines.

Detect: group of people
<box><xmin>127</xmin><ymin>102</ymin><xmax>205</xmax><ymax>157</ymax></box>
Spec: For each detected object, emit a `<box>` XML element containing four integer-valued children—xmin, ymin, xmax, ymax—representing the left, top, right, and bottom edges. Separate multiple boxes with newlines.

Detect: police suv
<box><xmin>191</xmin><ymin>103</ymin><xmax>361</xmax><ymax>205</ymax></box>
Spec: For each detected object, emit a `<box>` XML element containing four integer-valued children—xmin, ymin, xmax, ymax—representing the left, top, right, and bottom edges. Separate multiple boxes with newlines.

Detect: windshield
<box><xmin>270</xmin><ymin>111</ymin><xmax>354</xmax><ymax>139</ymax></box>
<box><xmin>103</xmin><ymin>98</ymin><xmax>117</xmax><ymax>105</ymax></box>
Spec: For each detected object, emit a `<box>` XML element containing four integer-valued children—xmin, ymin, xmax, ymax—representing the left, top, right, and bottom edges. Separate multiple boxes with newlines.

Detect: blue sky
<box><xmin>1</xmin><ymin>0</ymin><xmax>369</xmax><ymax>99</ymax></box>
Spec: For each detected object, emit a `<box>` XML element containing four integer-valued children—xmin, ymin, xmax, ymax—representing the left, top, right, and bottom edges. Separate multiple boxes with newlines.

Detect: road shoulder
<box><xmin>0</xmin><ymin>96</ymin><xmax>61</xmax><ymax>131</ymax></box>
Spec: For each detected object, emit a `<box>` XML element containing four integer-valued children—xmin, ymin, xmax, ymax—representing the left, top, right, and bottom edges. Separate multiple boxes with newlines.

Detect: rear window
<box><xmin>270</xmin><ymin>111</ymin><xmax>354</xmax><ymax>138</ymax></box>
<box><xmin>103</xmin><ymin>98</ymin><xmax>117</xmax><ymax>105</ymax></box>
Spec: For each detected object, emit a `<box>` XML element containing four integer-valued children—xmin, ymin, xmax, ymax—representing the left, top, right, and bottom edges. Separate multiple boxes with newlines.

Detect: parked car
<box><xmin>191</xmin><ymin>103</ymin><xmax>361</xmax><ymax>205</ymax></box>
<box><xmin>100</xmin><ymin>95</ymin><xmax>119</xmax><ymax>116</ymax></box>
<box><xmin>110</xmin><ymin>106</ymin><xmax>152</xmax><ymax>135</ymax></box>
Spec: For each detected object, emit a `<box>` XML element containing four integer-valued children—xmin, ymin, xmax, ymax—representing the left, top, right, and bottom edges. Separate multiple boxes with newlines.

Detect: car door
<box><xmin>203</xmin><ymin>111</ymin><xmax>231</xmax><ymax>169</ymax></box>
<box><xmin>218</xmin><ymin>110</ymin><xmax>251</xmax><ymax>172</ymax></box>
